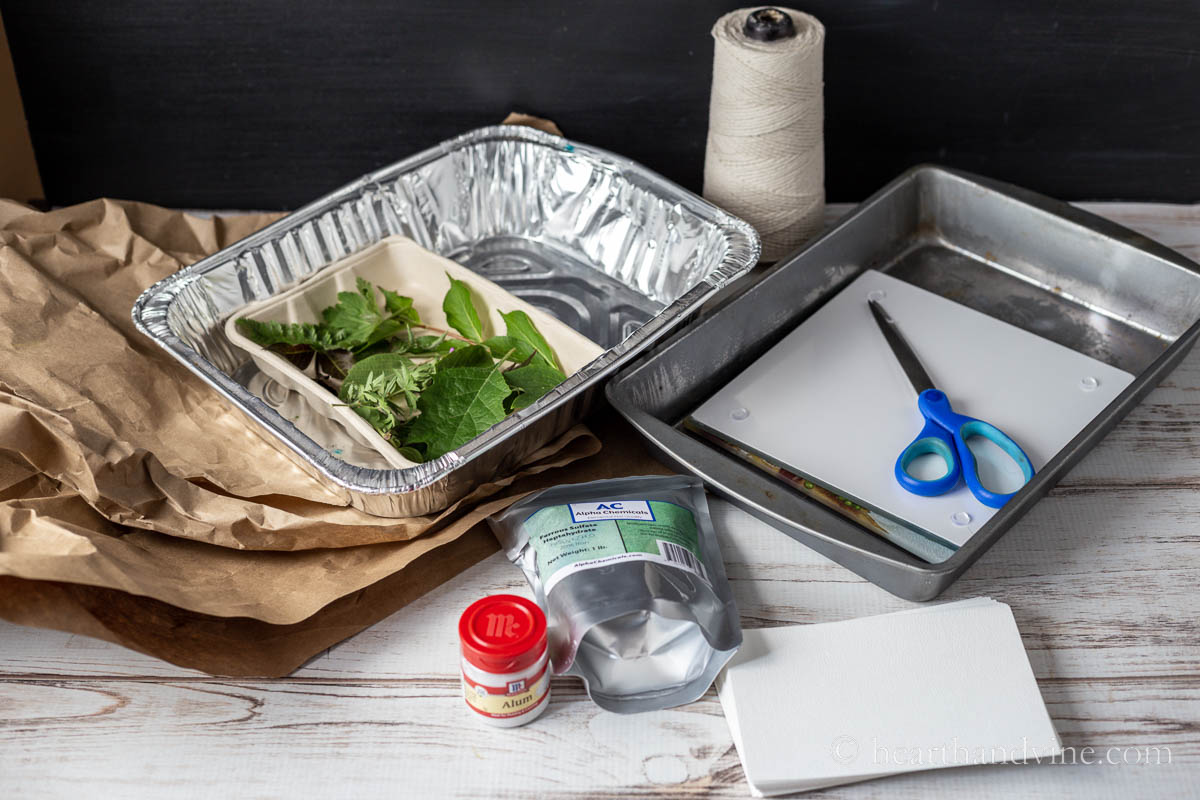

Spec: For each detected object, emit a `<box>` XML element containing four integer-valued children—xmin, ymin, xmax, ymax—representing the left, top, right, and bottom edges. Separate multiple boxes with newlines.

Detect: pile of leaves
<box><xmin>236</xmin><ymin>275</ymin><xmax>568</xmax><ymax>462</ymax></box>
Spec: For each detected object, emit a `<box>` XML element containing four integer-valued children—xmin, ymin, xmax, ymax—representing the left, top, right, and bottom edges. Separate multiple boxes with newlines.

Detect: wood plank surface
<box><xmin>1</xmin><ymin>203</ymin><xmax>1198</xmax><ymax>798</ymax></box>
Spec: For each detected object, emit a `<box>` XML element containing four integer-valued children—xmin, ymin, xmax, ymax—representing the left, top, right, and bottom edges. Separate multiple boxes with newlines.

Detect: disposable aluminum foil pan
<box><xmin>132</xmin><ymin>126</ymin><xmax>760</xmax><ymax>517</ymax></box>
<box><xmin>607</xmin><ymin>165</ymin><xmax>1200</xmax><ymax>601</ymax></box>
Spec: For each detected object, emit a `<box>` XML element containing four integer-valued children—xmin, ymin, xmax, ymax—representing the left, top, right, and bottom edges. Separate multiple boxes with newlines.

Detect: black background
<box><xmin>4</xmin><ymin>1</ymin><xmax>1198</xmax><ymax>209</ymax></box>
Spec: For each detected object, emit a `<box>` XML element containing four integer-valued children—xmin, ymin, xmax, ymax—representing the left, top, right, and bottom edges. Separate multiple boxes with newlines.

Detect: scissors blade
<box><xmin>868</xmin><ymin>299</ymin><xmax>936</xmax><ymax>395</ymax></box>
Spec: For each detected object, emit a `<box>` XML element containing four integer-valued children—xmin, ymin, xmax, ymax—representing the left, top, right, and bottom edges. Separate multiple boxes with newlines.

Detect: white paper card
<box><xmin>691</xmin><ymin>270</ymin><xmax>1134</xmax><ymax>547</ymax></box>
<box><xmin>716</xmin><ymin>599</ymin><xmax>1062</xmax><ymax>796</ymax></box>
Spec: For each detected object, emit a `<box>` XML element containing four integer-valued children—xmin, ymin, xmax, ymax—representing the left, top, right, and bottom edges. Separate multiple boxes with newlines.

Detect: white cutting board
<box><xmin>716</xmin><ymin>598</ymin><xmax>1062</xmax><ymax>795</ymax></box>
<box><xmin>691</xmin><ymin>270</ymin><xmax>1134</xmax><ymax>547</ymax></box>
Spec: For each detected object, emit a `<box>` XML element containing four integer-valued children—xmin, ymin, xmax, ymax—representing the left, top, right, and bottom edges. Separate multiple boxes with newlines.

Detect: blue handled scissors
<box><xmin>868</xmin><ymin>299</ymin><xmax>1035</xmax><ymax>508</ymax></box>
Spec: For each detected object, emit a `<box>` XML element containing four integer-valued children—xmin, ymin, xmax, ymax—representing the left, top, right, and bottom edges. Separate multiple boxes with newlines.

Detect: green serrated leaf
<box><xmin>380</xmin><ymin>287</ymin><xmax>421</xmax><ymax>326</ymax></box>
<box><xmin>500</xmin><ymin>310</ymin><xmax>559</xmax><ymax>370</ymax></box>
<box><xmin>483</xmin><ymin>335</ymin><xmax>536</xmax><ymax>364</ymax></box>
<box><xmin>234</xmin><ymin>318</ymin><xmax>344</xmax><ymax>351</ymax></box>
<box><xmin>503</xmin><ymin>361</ymin><xmax>566</xmax><ymax>410</ymax></box>
<box><xmin>318</xmin><ymin>278</ymin><xmax>424</xmax><ymax>352</ymax></box>
<box><xmin>442</xmin><ymin>274</ymin><xmax>486</xmax><ymax>343</ymax></box>
<box><xmin>404</xmin><ymin>360</ymin><xmax>510</xmax><ymax>460</ymax></box>
<box><xmin>322</xmin><ymin>286</ymin><xmax>383</xmax><ymax>346</ymax></box>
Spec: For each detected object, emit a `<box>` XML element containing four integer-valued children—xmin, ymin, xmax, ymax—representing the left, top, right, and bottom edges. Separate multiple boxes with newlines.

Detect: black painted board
<box><xmin>3</xmin><ymin>0</ymin><xmax>1198</xmax><ymax>208</ymax></box>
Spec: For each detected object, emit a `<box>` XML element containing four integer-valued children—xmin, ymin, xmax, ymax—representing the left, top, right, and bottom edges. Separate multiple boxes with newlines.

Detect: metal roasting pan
<box><xmin>132</xmin><ymin>126</ymin><xmax>760</xmax><ymax>516</ymax></box>
<box><xmin>606</xmin><ymin>165</ymin><xmax>1200</xmax><ymax>600</ymax></box>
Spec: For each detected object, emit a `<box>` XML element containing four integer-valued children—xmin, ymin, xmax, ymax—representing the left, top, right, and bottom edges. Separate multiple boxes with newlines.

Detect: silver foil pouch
<box><xmin>489</xmin><ymin>475</ymin><xmax>741</xmax><ymax>713</ymax></box>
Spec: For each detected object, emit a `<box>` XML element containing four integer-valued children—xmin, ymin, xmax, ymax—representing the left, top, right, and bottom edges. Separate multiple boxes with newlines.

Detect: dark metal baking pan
<box><xmin>607</xmin><ymin>165</ymin><xmax>1200</xmax><ymax>600</ymax></box>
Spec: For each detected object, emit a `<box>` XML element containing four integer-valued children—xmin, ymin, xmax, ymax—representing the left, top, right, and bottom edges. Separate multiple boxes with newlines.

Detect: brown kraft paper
<box><xmin>0</xmin><ymin>527</ymin><xmax>500</xmax><ymax>678</ymax></box>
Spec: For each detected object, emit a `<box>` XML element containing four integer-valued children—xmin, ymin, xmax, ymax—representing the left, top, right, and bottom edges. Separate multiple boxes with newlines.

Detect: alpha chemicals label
<box><xmin>567</xmin><ymin>500</ymin><xmax>655</xmax><ymax>522</ymax></box>
<box><xmin>524</xmin><ymin>500</ymin><xmax>709</xmax><ymax>594</ymax></box>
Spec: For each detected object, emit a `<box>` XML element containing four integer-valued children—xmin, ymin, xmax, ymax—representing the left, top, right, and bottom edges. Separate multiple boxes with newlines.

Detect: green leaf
<box><xmin>508</xmin><ymin>392</ymin><xmax>539</xmax><ymax>412</ymax></box>
<box><xmin>500</xmin><ymin>310</ymin><xmax>559</xmax><ymax>370</ymax></box>
<box><xmin>322</xmin><ymin>285</ymin><xmax>383</xmax><ymax>346</ymax></box>
<box><xmin>357</xmin><ymin>317</ymin><xmax>408</xmax><ymax>351</ymax></box>
<box><xmin>404</xmin><ymin>359</ymin><xmax>511</xmax><ymax>460</ymax></box>
<box><xmin>503</xmin><ymin>361</ymin><xmax>566</xmax><ymax>410</ymax></box>
<box><xmin>436</xmin><ymin>343</ymin><xmax>494</xmax><ymax>370</ymax></box>
<box><xmin>234</xmin><ymin>318</ymin><xmax>345</xmax><ymax>351</ymax></box>
<box><xmin>348</xmin><ymin>404</ymin><xmax>394</xmax><ymax>434</ymax></box>
<box><xmin>483</xmin><ymin>335</ymin><xmax>536</xmax><ymax>364</ymax></box>
<box><xmin>318</xmin><ymin>279</ymin><xmax>424</xmax><ymax>352</ymax></box>
<box><xmin>395</xmin><ymin>445</ymin><xmax>425</xmax><ymax>463</ymax></box>
<box><xmin>380</xmin><ymin>287</ymin><xmax>420</xmax><ymax>326</ymax></box>
<box><xmin>442</xmin><ymin>274</ymin><xmax>486</xmax><ymax>343</ymax></box>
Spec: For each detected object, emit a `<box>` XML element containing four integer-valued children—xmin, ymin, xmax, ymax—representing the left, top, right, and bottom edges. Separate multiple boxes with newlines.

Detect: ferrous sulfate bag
<box><xmin>489</xmin><ymin>475</ymin><xmax>741</xmax><ymax>713</ymax></box>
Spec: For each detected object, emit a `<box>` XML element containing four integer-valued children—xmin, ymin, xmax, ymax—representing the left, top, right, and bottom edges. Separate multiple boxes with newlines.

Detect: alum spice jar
<box><xmin>459</xmin><ymin>594</ymin><xmax>551</xmax><ymax>727</ymax></box>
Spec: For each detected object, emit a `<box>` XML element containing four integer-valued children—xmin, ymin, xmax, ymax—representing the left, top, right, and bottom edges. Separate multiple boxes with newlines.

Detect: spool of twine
<box><xmin>704</xmin><ymin>7</ymin><xmax>825</xmax><ymax>261</ymax></box>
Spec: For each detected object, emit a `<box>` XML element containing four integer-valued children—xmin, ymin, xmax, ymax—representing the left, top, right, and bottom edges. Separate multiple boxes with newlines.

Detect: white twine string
<box><xmin>704</xmin><ymin>7</ymin><xmax>825</xmax><ymax>261</ymax></box>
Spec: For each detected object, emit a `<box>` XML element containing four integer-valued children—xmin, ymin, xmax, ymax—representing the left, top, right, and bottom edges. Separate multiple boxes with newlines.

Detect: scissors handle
<box><xmin>894</xmin><ymin>411</ymin><xmax>962</xmax><ymax>498</ymax></box>
<box><xmin>896</xmin><ymin>389</ymin><xmax>1036</xmax><ymax>508</ymax></box>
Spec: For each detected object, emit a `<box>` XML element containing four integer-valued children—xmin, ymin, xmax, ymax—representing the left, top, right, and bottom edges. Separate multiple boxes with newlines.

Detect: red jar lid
<box><xmin>459</xmin><ymin>594</ymin><xmax>548</xmax><ymax>674</ymax></box>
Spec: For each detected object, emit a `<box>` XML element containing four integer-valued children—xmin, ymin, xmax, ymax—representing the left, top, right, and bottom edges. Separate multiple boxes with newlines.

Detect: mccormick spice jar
<box><xmin>458</xmin><ymin>594</ymin><xmax>551</xmax><ymax>727</ymax></box>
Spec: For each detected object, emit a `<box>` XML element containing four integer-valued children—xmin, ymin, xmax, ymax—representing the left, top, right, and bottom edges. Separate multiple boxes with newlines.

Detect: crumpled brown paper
<box><xmin>0</xmin><ymin>426</ymin><xmax>601</xmax><ymax>623</ymax></box>
<box><xmin>0</xmin><ymin>526</ymin><xmax>499</xmax><ymax>676</ymax></box>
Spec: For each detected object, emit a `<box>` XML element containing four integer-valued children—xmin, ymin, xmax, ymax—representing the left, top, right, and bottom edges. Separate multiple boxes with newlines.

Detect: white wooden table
<box><xmin>2</xmin><ymin>203</ymin><xmax>1198</xmax><ymax>799</ymax></box>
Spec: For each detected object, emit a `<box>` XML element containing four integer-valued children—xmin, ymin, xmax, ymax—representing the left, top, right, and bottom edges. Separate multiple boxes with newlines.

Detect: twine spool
<box><xmin>704</xmin><ymin>7</ymin><xmax>825</xmax><ymax>261</ymax></box>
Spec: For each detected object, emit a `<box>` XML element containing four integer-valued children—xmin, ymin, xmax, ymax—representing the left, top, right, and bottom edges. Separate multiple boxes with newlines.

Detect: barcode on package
<box><xmin>658</xmin><ymin>540</ymin><xmax>709</xmax><ymax>583</ymax></box>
